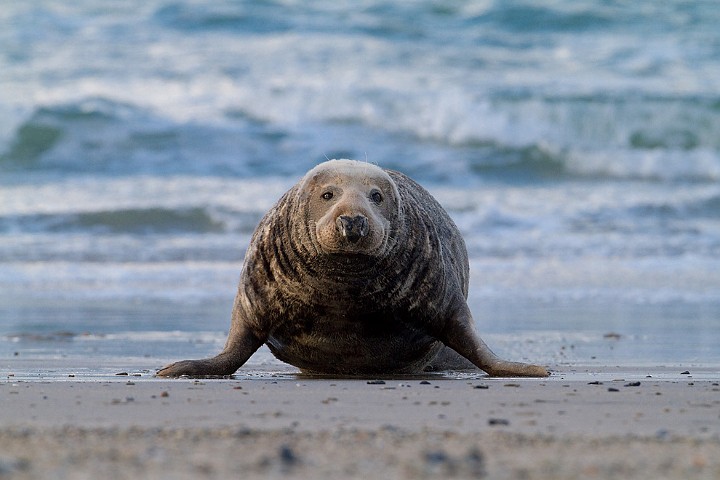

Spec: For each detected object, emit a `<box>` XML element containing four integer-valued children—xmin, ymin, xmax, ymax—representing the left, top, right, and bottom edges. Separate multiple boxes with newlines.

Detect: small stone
<box><xmin>420</xmin><ymin>380</ymin><xmax>431</xmax><ymax>385</ymax></box>
<box><xmin>608</xmin><ymin>387</ymin><xmax>619</xmax><ymax>392</ymax></box>
<box><xmin>465</xmin><ymin>447</ymin><xmax>486</xmax><ymax>477</ymax></box>
<box><xmin>115</xmin><ymin>372</ymin><xmax>129</xmax><ymax>376</ymax></box>
<box><xmin>424</xmin><ymin>450</ymin><xmax>449</xmax><ymax>464</ymax></box>
<box><xmin>367</xmin><ymin>380</ymin><xmax>385</xmax><ymax>385</ymax></box>
<box><xmin>488</xmin><ymin>418</ymin><xmax>510</xmax><ymax>426</ymax></box>
<box><xmin>160</xmin><ymin>391</ymin><xmax>169</xmax><ymax>398</ymax></box>
<box><xmin>0</xmin><ymin>457</ymin><xmax>30</xmax><ymax>475</ymax></box>
<box><xmin>624</xmin><ymin>382</ymin><xmax>641</xmax><ymax>387</ymax></box>
<box><xmin>278</xmin><ymin>444</ymin><xmax>299</xmax><ymax>470</ymax></box>
<box><xmin>681</xmin><ymin>370</ymin><xmax>690</xmax><ymax>375</ymax></box>
<box><xmin>473</xmin><ymin>385</ymin><xmax>489</xmax><ymax>389</ymax></box>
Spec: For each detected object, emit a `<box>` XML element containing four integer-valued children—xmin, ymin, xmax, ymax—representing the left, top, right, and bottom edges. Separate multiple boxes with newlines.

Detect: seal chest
<box><xmin>157</xmin><ymin>159</ymin><xmax>549</xmax><ymax>378</ymax></box>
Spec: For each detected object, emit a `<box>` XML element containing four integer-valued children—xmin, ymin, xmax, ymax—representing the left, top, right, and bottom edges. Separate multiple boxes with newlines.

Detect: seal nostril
<box><xmin>354</xmin><ymin>215</ymin><xmax>369</xmax><ymax>237</ymax></box>
<box><xmin>336</xmin><ymin>215</ymin><xmax>351</xmax><ymax>235</ymax></box>
<box><xmin>336</xmin><ymin>215</ymin><xmax>368</xmax><ymax>243</ymax></box>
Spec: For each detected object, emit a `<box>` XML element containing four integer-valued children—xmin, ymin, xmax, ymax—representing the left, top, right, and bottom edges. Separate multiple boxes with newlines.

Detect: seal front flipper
<box><xmin>156</xmin><ymin>324</ymin><xmax>264</xmax><ymax>377</ymax></box>
<box><xmin>439</xmin><ymin>303</ymin><xmax>549</xmax><ymax>378</ymax></box>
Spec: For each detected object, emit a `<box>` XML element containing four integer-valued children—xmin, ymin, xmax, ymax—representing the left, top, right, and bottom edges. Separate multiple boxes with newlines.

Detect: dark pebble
<box><xmin>488</xmin><ymin>418</ymin><xmax>510</xmax><ymax>426</ymax></box>
<box><xmin>473</xmin><ymin>385</ymin><xmax>489</xmax><ymax>389</ymax></box>
<box><xmin>420</xmin><ymin>381</ymin><xmax>431</xmax><ymax>385</ymax></box>
<box><xmin>278</xmin><ymin>444</ymin><xmax>298</xmax><ymax>467</ymax></box>
<box><xmin>0</xmin><ymin>458</ymin><xmax>30</xmax><ymax>475</ymax></box>
<box><xmin>367</xmin><ymin>380</ymin><xmax>386</xmax><ymax>385</ymax></box>
<box><xmin>681</xmin><ymin>371</ymin><xmax>690</xmax><ymax>375</ymax></box>
<box><xmin>624</xmin><ymin>382</ymin><xmax>641</xmax><ymax>387</ymax></box>
<box><xmin>608</xmin><ymin>387</ymin><xmax>619</xmax><ymax>392</ymax></box>
<box><xmin>588</xmin><ymin>381</ymin><xmax>603</xmax><ymax>385</ymax></box>
<box><xmin>115</xmin><ymin>372</ymin><xmax>129</xmax><ymax>376</ymax></box>
<box><xmin>465</xmin><ymin>447</ymin><xmax>486</xmax><ymax>477</ymax></box>
<box><xmin>424</xmin><ymin>450</ymin><xmax>450</xmax><ymax>465</ymax></box>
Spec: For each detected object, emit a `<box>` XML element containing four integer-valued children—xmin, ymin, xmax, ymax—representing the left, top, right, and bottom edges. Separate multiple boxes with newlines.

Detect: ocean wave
<box><xmin>154</xmin><ymin>3</ymin><xmax>292</xmax><ymax>34</ymax></box>
<box><xmin>3</xmin><ymin>0</ymin><xmax>720</xmax><ymax>184</ymax></box>
<box><xmin>0</xmin><ymin>207</ymin><xmax>225</xmax><ymax>235</ymax></box>
<box><xmin>4</xmin><ymin>97</ymin><xmax>720</xmax><ymax>184</ymax></box>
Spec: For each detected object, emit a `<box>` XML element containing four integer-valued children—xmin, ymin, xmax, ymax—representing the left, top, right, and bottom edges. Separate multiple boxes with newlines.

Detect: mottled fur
<box><xmin>157</xmin><ymin>160</ymin><xmax>548</xmax><ymax>377</ymax></box>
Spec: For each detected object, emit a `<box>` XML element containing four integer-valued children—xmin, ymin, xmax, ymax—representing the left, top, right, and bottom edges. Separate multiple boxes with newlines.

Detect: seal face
<box><xmin>157</xmin><ymin>159</ymin><xmax>549</xmax><ymax>378</ymax></box>
<box><xmin>300</xmin><ymin>161</ymin><xmax>400</xmax><ymax>257</ymax></box>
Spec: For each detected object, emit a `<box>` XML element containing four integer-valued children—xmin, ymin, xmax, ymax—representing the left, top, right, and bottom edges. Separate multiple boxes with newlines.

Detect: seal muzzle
<box><xmin>336</xmin><ymin>215</ymin><xmax>369</xmax><ymax>243</ymax></box>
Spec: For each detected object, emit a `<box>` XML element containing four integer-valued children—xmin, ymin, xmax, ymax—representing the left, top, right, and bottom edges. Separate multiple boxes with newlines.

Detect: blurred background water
<box><xmin>2</xmin><ymin>1</ymin><xmax>719</xmax><ymax>377</ymax></box>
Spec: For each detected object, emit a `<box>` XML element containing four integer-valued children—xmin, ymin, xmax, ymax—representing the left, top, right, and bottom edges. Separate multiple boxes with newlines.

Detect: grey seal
<box><xmin>157</xmin><ymin>159</ymin><xmax>548</xmax><ymax>377</ymax></box>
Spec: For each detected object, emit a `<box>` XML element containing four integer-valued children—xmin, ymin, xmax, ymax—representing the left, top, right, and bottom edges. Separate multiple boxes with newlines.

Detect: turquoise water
<box><xmin>1</xmin><ymin>1</ymin><xmax>719</xmax><ymax>375</ymax></box>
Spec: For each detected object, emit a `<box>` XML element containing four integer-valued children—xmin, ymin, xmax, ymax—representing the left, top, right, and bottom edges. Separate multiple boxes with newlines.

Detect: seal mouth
<box><xmin>336</xmin><ymin>215</ymin><xmax>369</xmax><ymax>244</ymax></box>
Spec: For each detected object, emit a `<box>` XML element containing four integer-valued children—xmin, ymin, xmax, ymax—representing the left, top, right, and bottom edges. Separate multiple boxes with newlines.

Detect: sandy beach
<box><xmin>1</xmin><ymin>365</ymin><xmax>719</xmax><ymax>479</ymax></box>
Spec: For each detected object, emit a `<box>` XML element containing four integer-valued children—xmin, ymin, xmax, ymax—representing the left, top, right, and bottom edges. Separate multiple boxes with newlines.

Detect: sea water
<box><xmin>2</xmin><ymin>1</ymin><xmax>719</xmax><ymax>378</ymax></box>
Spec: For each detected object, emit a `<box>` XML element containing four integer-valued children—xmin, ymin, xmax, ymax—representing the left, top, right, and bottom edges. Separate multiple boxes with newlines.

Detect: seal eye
<box><xmin>322</xmin><ymin>191</ymin><xmax>334</xmax><ymax>201</ymax></box>
<box><xmin>370</xmin><ymin>191</ymin><xmax>383</xmax><ymax>204</ymax></box>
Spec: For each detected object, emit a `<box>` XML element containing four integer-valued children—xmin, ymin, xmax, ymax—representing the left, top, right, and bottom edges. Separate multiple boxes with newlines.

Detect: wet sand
<box><xmin>1</xmin><ymin>366</ymin><xmax>719</xmax><ymax>479</ymax></box>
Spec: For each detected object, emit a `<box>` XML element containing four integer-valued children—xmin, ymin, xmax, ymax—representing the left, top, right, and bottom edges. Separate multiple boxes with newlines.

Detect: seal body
<box><xmin>158</xmin><ymin>160</ymin><xmax>548</xmax><ymax>377</ymax></box>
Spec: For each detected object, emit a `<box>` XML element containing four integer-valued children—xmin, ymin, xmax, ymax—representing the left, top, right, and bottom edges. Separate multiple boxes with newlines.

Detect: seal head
<box><xmin>298</xmin><ymin>160</ymin><xmax>400</xmax><ymax>258</ymax></box>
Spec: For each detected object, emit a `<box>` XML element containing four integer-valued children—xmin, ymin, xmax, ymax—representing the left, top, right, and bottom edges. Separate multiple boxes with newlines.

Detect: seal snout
<box><xmin>336</xmin><ymin>215</ymin><xmax>369</xmax><ymax>243</ymax></box>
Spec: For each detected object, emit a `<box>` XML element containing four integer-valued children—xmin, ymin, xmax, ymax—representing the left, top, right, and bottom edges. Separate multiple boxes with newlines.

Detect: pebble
<box><xmin>0</xmin><ymin>457</ymin><xmax>30</xmax><ymax>475</ymax></box>
<box><xmin>424</xmin><ymin>450</ymin><xmax>449</xmax><ymax>465</ymax></box>
<box><xmin>278</xmin><ymin>444</ymin><xmax>300</xmax><ymax>473</ymax></box>
<box><xmin>422</xmin><ymin>447</ymin><xmax>486</xmax><ymax>477</ymax></box>
<box><xmin>488</xmin><ymin>418</ymin><xmax>510</xmax><ymax>426</ymax></box>
<box><xmin>367</xmin><ymin>380</ymin><xmax>386</xmax><ymax>385</ymax></box>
